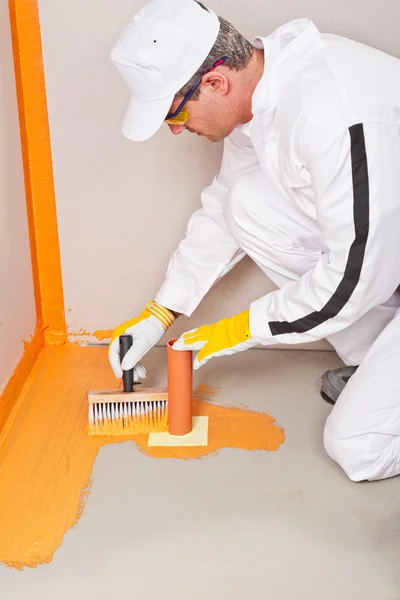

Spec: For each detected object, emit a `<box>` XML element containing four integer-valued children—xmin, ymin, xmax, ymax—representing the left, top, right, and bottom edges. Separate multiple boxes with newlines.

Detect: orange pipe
<box><xmin>167</xmin><ymin>339</ymin><xmax>193</xmax><ymax>436</ymax></box>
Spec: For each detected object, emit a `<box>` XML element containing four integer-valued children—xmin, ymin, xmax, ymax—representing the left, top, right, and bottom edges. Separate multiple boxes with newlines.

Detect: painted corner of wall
<box><xmin>8</xmin><ymin>0</ymin><xmax>67</xmax><ymax>347</ymax></box>
<box><xmin>0</xmin><ymin>0</ymin><xmax>42</xmax><ymax>422</ymax></box>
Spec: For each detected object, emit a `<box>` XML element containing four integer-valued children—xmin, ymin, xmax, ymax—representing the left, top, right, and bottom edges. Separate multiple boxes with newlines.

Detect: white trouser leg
<box><xmin>224</xmin><ymin>168</ymin><xmax>400</xmax><ymax>365</ymax></box>
<box><xmin>225</xmin><ymin>168</ymin><xmax>400</xmax><ymax>482</ymax></box>
<box><xmin>324</xmin><ymin>309</ymin><xmax>400</xmax><ymax>481</ymax></box>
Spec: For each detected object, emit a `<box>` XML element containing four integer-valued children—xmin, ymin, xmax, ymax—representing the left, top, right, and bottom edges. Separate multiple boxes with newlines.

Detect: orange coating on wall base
<box><xmin>92</xmin><ymin>329</ymin><xmax>113</xmax><ymax>341</ymax></box>
<box><xmin>66</xmin><ymin>328</ymin><xmax>113</xmax><ymax>344</ymax></box>
<box><xmin>0</xmin><ymin>327</ymin><xmax>43</xmax><ymax>435</ymax></box>
<box><xmin>9</xmin><ymin>0</ymin><xmax>66</xmax><ymax>344</ymax></box>
<box><xmin>0</xmin><ymin>346</ymin><xmax>284</xmax><ymax>570</ymax></box>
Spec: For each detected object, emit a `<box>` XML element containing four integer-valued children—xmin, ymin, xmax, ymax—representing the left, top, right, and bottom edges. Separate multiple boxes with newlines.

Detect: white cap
<box><xmin>110</xmin><ymin>0</ymin><xmax>220</xmax><ymax>141</ymax></box>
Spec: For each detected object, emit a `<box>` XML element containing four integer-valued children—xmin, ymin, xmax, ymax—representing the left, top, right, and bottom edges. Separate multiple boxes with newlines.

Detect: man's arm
<box><xmin>155</xmin><ymin>127</ymin><xmax>259</xmax><ymax>316</ymax></box>
<box><xmin>249</xmin><ymin>117</ymin><xmax>400</xmax><ymax>346</ymax></box>
<box><xmin>108</xmin><ymin>128</ymin><xmax>259</xmax><ymax>377</ymax></box>
<box><xmin>172</xmin><ymin>117</ymin><xmax>400</xmax><ymax>369</ymax></box>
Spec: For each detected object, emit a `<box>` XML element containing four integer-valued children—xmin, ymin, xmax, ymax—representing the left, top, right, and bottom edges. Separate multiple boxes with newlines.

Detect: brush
<box><xmin>87</xmin><ymin>336</ymin><xmax>193</xmax><ymax>437</ymax></box>
<box><xmin>87</xmin><ymin>334</ymin><xmax>169</xmax><ymax>436</ymax></box>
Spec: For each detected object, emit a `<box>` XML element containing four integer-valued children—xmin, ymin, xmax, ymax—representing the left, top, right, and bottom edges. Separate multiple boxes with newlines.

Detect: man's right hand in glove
<box><xmin>108</xmin><ymin>301</ymin><xmax>177</xmax><ymax>379</ymax></box>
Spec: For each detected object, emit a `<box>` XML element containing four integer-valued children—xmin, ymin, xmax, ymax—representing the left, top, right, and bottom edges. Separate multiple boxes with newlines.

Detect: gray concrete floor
<box><xmin>1</xmin><ymin>348</ymin><xmax>400</xmax><ymax>599</ymax></box>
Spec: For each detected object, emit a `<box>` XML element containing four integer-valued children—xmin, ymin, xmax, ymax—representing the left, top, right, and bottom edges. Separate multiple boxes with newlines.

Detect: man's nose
<box><xmin>168</xmin><ymin>124</ymin><xmax>186</xmax><ymax>135</ymax></box>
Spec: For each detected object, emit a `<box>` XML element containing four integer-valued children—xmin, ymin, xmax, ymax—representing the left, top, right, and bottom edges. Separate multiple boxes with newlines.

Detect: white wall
<box><xmin>38</xmin><ymin>0</ymin><xmax>400</xmax><ymax>346</ymax></box>
<box><xmin>0</xmin><ymin>3</ymin><xmax>37</xmax><ymax>393</ymax></box>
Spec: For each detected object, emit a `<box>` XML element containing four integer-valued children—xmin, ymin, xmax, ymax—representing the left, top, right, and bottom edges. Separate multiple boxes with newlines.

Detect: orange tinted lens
<box><xmin>165</xmin><ymin>111</ymin><xmax>189</xmax><ymax>125</ymax></box>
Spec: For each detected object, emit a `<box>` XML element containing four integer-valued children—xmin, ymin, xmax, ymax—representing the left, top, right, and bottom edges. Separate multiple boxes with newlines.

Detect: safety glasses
<box><xmin>165</xmin><ymin>56</ymin><xmax>227</xmax><ymax>125</ymax></box>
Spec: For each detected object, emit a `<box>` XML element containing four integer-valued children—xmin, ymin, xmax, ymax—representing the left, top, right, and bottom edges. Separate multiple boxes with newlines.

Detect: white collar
<box><xmin>251</xmin><ymin>18</ymin><xmax>321</xmax><ymax>115</ymax></box>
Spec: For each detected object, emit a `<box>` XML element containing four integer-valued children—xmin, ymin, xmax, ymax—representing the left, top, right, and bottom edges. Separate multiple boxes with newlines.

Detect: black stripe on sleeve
<box><xmin>268</xmin><ymin>123</ymin><xmax>370</xmax><ymax>337</ymax></box>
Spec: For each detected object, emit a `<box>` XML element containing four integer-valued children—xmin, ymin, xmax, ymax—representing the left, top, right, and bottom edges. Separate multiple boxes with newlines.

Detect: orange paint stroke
<box><xmin>0</xmin><ymin>326</ymin><xmax>43</xmax><ymax>436</ymax></box>
<box><xmin>66</xmin><ymin>329</ymin><xmax>112</xmax><ymax>344</ymax></box>
<box><xmin>92</xmin><ymin>329</ymin><xmax>112</xmax><ymax>341</ymax></box>
<box><xmin>195</xmin><ymin>382</ymin><xmax>220</xmax><ymax>402</ymax></box>
<box><xmin>136</xmin><ymin>397</ymin><xmax>283</xmax><ymax>460</ymax></box>
<box><xmin>0</xmin><ymin>346</ymin><xmax>284</xmax><ymax>570</ymax></box>
<box><xmin>9</xmin><ymin>0</ymin><xmax>66</xmax><ymax>345</ymax></box>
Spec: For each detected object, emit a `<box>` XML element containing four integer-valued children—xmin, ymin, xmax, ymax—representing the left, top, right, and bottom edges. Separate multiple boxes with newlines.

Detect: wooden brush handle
<box><xmin>87</xmin><ymin>388</ymin><xmax>167</xmax><ymax>404</ymax></box>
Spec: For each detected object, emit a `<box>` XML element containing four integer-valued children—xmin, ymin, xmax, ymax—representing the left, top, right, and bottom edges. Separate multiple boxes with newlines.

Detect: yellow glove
<box><xmin>109</xmin><ymin>301</ymin><xmax>176</xmax><ymax>378</ymax></box>
<box><xmin>173</xmin><ymin>309</ymin><xmax>257</xmax><ymax>369</ymax></box>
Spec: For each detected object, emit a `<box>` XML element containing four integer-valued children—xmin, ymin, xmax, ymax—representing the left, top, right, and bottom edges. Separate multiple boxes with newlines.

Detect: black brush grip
<box><xmin>119</xmin><ymin>334</ymin><xmax>134</xmax><ymax>393</ymax></box>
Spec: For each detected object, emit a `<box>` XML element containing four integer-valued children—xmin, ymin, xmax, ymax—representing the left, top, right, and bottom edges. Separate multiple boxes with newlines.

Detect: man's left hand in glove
<box><xmin>173</xmin><ymin>309</ymin><xmax>258</xmax><ymax>369</ymax></box>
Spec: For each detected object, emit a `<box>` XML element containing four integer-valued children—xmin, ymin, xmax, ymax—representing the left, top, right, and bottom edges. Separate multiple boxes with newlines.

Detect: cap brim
<box><xmin>122</xmin><ymin>94</ymin><xmax>174</xmax><ymax>142</ymax></box>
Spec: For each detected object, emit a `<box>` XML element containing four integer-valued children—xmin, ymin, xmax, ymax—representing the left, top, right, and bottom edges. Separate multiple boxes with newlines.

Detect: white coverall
<box><xmin>155</xmin><ymin>19</ymin><xmax>400</xmax><ymax>482</ymax></box>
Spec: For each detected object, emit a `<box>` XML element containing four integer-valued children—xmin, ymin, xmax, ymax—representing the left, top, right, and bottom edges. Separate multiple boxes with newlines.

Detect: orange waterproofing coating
<box><xmin>0</xmin><ymin>328</ymin><xmax>43</xmax><ymax>433</ymax></box>
<box><xmin>1</xmin><ymin>0</ymin><xmax>66</xmax><ymax>438</ymax></box>
<box><xmin>168</xmin><ymin>338</ymin><xmax>193</xmax><ymax>435</ymax></box>
<box><xmin>0</xmin><ymin>346</ymin><xmax>285</xmax><ymax>569</ymax></box>
<box><xmin>8</xmin><ymin>0</ymin><xmax>66</xmax><ymax>346</ymax></box>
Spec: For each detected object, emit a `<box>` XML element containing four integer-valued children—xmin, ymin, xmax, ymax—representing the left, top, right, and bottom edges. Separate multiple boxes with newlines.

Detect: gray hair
<box><xmin>176</xmin><ymin>4</ymin><xmax>255</xmax><ymax>100</ymax></box>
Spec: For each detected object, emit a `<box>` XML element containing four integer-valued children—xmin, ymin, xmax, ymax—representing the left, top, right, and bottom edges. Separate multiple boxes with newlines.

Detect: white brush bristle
<box><xmin>89</xmin><ymin>400</ymin><xmax>168</xmax><ymax>428</ymax></box>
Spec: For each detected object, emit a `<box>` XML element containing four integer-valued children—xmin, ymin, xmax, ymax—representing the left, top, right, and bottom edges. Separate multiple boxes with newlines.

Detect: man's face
<box><xmin>166</xmin><ymin>91</ymin><xmax>236</xmax><ymax>142</ymax></box>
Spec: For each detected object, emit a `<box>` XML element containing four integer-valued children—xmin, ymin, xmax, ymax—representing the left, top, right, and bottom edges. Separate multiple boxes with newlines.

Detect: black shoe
<box><xmin>320</xmin><ymin>366</ymin><xmax>358</xmax><ymax>405</ymax></box>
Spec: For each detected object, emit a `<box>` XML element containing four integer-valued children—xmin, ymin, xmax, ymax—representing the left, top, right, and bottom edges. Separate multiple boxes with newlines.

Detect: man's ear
<box><xmin>201</xmin><ymin>71</ymin><xmax>230</xmax><ymax>96</ymax></box>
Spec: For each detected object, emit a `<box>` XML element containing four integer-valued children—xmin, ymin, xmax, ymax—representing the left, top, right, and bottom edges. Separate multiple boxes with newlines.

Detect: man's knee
<box><xmin>323</xmin><ymin>417</ymin><xmax>400</xmax><ymax>482</ymax></box>
<box><xmin>323</xmin><ymin>424</ymin><xmax>366</xmax><ymax>482</ymax></box>
<box><xmin>225</xmin><ymin>169</ymin><xmax>274</xmax><ymax>238</ymax></box>
<box><xmin>226</xmin><ymin>170</ymin><xmax>259</xmax><ymax>217</ymax></box>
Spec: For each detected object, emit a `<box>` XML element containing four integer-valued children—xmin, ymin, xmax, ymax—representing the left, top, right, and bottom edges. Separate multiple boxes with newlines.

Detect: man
<box><xmin>109</xmin><ymin>0</ymin><xmax>400</xmax><ymax>482</ymax></box>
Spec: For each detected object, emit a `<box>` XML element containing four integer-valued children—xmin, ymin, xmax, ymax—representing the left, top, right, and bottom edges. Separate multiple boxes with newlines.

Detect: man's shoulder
<box><xmin>278</xmin><ymin>33</ymin><xmax>400</xmax><ymax>124</ymax></box>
